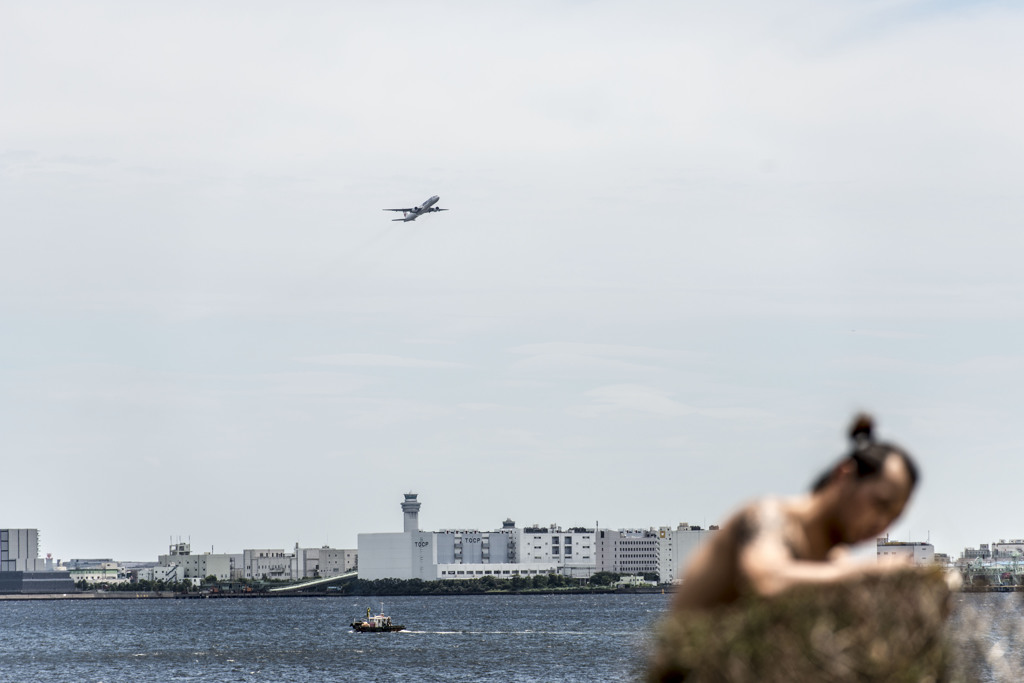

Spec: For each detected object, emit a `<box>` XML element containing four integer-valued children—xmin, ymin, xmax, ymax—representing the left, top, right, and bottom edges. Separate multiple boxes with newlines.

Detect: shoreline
<box><xmin>4</xmin><ymin>583</ymin><xmax>1014</xmax><ymax>601</ymax></box>
<box><xmin>0</xmin><ymin>586</ymin><xmax>670</xmax><ymax>601</ymax></box>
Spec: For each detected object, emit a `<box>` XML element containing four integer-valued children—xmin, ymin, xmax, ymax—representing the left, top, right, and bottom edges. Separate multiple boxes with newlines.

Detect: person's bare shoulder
<box><xmin>731</xmin><ymin>497</ymin><xmax>809</xmax><ymax>560</ymax></box>
<box><xmin>671</xmin><ymin>500</ymin><xmax>789</xmax><ymax>611</ymax></box>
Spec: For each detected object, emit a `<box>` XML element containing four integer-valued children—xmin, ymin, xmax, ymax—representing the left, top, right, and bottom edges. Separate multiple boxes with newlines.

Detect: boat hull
<box><xmin>351</xmin><ymin>623</ymin><xmax>405</xmax><ymax>633</ymax></box>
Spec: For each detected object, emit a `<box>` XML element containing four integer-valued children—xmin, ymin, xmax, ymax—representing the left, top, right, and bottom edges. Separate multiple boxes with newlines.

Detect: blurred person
<box><xmin>672</xmin><ymin>413</ymin><xmax>918</xmax><ymax>611</ymax></box>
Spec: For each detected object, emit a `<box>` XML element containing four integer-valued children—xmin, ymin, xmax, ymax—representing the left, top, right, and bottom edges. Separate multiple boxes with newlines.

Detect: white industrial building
<box><xmin>657</xmin><ymin>524</ymin><xmax>719</xmax><ymax>583</ymax></box>
<box><xmin>69</xmin><ymin>562</ymin><xmax>129</xmax><ymax>585</ymax></box>
<box><xmin>991</xmin><ymin>539</ymin><xmax>1024</xmax><ymax>559</ymax></box>
<box><xmin>0</xmin><ymin>528</ymin><xmax>77</xmax><ymax>594</ymax></box>
<box><xmin>597</xmin><ymin>528</ymin><xmax>660</xmax><ymax>577</ymax></box>
<box><xmin>877</xmin><ymin>535</ymin><xmax>935</xmax><ymax>566</ymax></box>
<box><xmin>292</xmin><ymin>544</ymin><xmax>358</xmax><ymax>578</ymax></box>
<box><xmin>243</xmin><ymin>549</ymin><xmax>291</xmax><ymax>580</ymax></box>
<box><xmin>143</xmin><ymin>541</ymin><xmax>356</xmax><ymax>582</ymax></box>
<box><xmin>358</xmin><ymin>494</ymin><xmax>715</xmax><ymax>583</ymax></box>
<box><xmin>518</xmin><ymin>525</ymin><xmax>597</xmax><ymax>578</ymax></box>
<box><xmin>359</xmin><ymin>494</ymin><xmax>564</xmax><ymax>581</ymax></box>
<box><xmin>155</xmin><ymin>542</ymin><xmax>236</xmax><ymax>581</ymax></box>
<box><xmin>0</xmin><ymin>528</ymin><xmax>51</xmax><ymax>571</ymax></box>
<box><xmin>358</xmin><ymin>493</ymin><xmax>442</xmax><ymax>580</ymax></box>
<box><xmin>138</xmin><ymin>564</ymin><xmax>185</xmax><ymax>582</ymax></box>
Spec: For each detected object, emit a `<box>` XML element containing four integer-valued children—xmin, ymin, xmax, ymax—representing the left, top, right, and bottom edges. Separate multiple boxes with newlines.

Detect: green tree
<box><xmin>589</xmin><ymin>571</ymin><xmax>620</xmax><ymax>586</ymax></box>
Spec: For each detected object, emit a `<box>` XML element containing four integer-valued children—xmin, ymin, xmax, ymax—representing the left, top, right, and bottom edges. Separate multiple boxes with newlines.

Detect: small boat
<box><xmin>351</xmin><ymin>605</ymin><xmax>405</xmax><ymax>633</ymax></box>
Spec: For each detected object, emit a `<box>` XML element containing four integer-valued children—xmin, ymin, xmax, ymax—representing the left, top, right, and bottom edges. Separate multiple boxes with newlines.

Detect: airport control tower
<box><xmin>401</xmin><ymin>493</ymin><xmax>421</xmax><ymax>532</ymax></box>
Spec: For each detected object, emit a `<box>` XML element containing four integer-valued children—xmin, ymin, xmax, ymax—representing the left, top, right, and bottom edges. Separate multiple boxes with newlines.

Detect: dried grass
<box><xmin>647</xmin><ymin>567</ymin><xmax>959</xmax><ymax>683</ymax></box>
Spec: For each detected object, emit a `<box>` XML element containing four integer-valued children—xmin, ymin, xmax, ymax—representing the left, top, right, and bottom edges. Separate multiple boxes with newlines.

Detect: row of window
<box><xmin>441</xmin><ymin>568</ymin><xmax>555</xmax><ymax>575</ymax></box>
<box><xmin>531</xmin><ymin>536</ymin><xmax>593</xmax><ymax>543</ymax></box>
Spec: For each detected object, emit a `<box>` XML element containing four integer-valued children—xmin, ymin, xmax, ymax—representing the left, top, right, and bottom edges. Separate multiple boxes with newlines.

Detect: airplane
<box><xmin>383</xmin><ymin>195</ymin><xmax>448</xmax><ymax>222</ymax></box>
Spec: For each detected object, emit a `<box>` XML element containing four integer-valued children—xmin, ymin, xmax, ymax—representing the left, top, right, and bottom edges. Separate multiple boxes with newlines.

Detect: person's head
<box><xmin>812</xmin><ymin>414</ymin><xmax>919</xmax><ymax>544</ymax></box>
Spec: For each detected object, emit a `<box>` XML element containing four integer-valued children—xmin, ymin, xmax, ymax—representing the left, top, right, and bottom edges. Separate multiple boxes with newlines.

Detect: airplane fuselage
<box><xmin>385</xmin><ymin>195</ymin><xmax>446</xmax><ymax>222</ymax></box>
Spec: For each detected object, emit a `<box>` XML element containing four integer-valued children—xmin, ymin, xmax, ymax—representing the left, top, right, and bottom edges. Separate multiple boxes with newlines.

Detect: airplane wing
<box><xmin>383</xmin><ymin>208</ymin><xmax>414</xmax><ymax>212</ymax></box>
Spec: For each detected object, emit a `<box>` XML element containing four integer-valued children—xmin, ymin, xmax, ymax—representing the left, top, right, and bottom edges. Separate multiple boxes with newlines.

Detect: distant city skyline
<box><xmin>5</xmin><ymin>2</ymin><xmax>1024</xmax><ymax>561</ymax></box>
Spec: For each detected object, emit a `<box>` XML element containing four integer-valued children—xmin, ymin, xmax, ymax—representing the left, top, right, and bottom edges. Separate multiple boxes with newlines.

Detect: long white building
<box><xmin>358</xmin><ymin>495</ymin><xmax>563</xmax><ymax>581</ymax></box>
<box><xmin>358</xmin><ymin>494</ymin><xmax>716</xmax><ymax>582</ymax></box>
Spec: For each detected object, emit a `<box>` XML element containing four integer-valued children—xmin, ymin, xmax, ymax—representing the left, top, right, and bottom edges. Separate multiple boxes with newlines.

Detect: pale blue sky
<box><xmin>3</xmin><ymin>0</ymin><xmax>1023</xmax><ymax>561</ymax></box>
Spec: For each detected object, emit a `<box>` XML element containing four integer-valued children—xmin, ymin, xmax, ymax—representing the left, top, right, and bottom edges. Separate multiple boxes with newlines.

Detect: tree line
<box><xmin>75</xmin><ymin>571</ymin><xmax>661</xmax><ymax>595</ymax></box>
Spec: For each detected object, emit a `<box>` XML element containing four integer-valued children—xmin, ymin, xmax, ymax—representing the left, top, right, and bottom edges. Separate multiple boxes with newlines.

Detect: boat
<box><xmin>350</xmin><ymin>605</ymin><xmax>405</xmax><ymax>633</ymax></box>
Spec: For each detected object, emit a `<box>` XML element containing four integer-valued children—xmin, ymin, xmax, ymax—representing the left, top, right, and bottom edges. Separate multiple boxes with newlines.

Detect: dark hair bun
<box><xmin>848</xmin><ymin>413</ymin><xmax>874</xmax><ymax>444</ymax></box>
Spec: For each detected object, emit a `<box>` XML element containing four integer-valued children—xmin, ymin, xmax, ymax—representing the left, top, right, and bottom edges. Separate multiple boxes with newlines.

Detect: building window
<box><xmin>552</xmin><ymin>537</ymin><xmax>559</xmax><ymax>544</ymax></box>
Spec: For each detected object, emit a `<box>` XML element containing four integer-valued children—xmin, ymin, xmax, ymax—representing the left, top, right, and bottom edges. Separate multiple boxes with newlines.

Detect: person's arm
<box><xmin>739</xmin><ymin>541</ymin><xmax>886</xmax><ymax>597</ymax></box>
<box><xmin>735</xmin><ymin>505</ymin><xmax>893</xmax><ymax>598</ymax></box>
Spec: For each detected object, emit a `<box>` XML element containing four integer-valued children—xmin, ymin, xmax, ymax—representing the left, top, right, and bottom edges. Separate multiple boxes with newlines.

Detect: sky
<box><xmin>3</xmin><ymin>0</ymin><xmax>1024</xmax><ymax>562</ymax></box>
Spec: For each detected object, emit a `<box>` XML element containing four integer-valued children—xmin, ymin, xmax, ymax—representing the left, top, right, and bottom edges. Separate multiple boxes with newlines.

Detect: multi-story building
<box><xmin>596</xmin><ymin>528</ymin><xmax>660</xmax><ymax>577</ymax></box>
<box><xmin>992</xmin><ymin>540</ymin><xmax>1024</xmax><ymax>559</ymax></box>
<box><xmin>244</xmin><ymin>549</ymin><xmax>291</xmax><ymax>580</ymax></box>
<box><xmin>877</xmin><ymin>535</ymin><xmax>935</xmax><ymax>566</ymax></box>
<box><xmin>961</xmin><ymin>543</ymin><xmax>991</xmax><ymax>561</ymax></box>
<box><xmin>514</xmin><ymin>524</ymin><xmax>597</xmax><ymax>578</ymax></box>
<box><xmin>138</xmin><ymin>564</ymin><xmax>185</xmax><ymax>582</ymax></box>
<box><xmin>657</xmin><ymin>523</ymin><xmax>719</xmax><ymax>584</ymax></box>
<box><xmin>358</xmin><ymin>495</ymin><xmax>449</xmax><ymax>581</ymax></box>
<box><xmin>156</xmin><ymin>542</ymin><xmax>235</xmax><ymax>581</ymax></box>
<box><xmin>359</xmin><ymin>494</ymin><xmax>719</xmax><ymax>582</ymax></box>
<box><xmin>0</xmin><ymin>529</ymin><xmax>46</xmax><ymax>571</ymax></box>
<box><xmin>292</xmin><ymin>544</ymin><xmax>357</xmax><ymax>578</ymax></box>
<box><xmin>359</xmin><ymin>495</ymin><xmax>564</xmax><ymax>581</ymax></box>
<box><xmin>0</xmin><ymin>528</ymin><xmax>77</xmax><ymax>594</ymax></box>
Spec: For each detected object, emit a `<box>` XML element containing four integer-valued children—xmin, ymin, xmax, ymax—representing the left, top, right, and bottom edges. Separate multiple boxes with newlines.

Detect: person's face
<box><xmin>836</xmin><ymin>454</ymin><xmax>913</xmax><ymax>545</ymax></box>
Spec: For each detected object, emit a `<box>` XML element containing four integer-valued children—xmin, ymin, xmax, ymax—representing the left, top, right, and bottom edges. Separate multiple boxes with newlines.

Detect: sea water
<box><xmin>1</xmin><ymin>591</ymin><xmax>1021</xmax><ymax>682</ymax></box>
<box><xmin>0</xmin><ymin>593</ymin><xmax>666</xmax><ymax>682</ymax></box>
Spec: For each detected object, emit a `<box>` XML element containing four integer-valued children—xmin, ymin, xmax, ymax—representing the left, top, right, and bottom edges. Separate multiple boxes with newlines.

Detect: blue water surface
<box><xmin>0</xmin><ymin>593</ymin><xmax>670</xmax><ymax>682</ymax></box>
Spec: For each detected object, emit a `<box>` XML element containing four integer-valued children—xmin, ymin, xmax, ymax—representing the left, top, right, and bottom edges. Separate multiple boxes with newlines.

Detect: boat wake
<box><xmin>400</xmin><ymin>630</ymin><xmax>593</xmax><ymax>635</ymax></box>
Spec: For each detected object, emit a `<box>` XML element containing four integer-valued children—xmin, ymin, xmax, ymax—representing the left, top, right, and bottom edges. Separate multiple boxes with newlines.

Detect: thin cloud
<box><xmin>571</xmin><ymin>384</ymin><xmax>698</xmax><ymax>419</ymax></box>
<box><xmin>509</xmin><ymin>342</ymin><xmax>682</xmax><ymax>359</ymax></box>
<box><xmin>297</xmin><ymin>354</ymin><xmax>469</xmax><ymax>369</ymax></box>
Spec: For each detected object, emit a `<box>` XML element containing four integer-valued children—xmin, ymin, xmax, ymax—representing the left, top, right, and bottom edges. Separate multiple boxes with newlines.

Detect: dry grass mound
<box><xmin>647</xmin><ymin>567</ymin><xmax>956</xmax><ymax>683</ymax></box>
